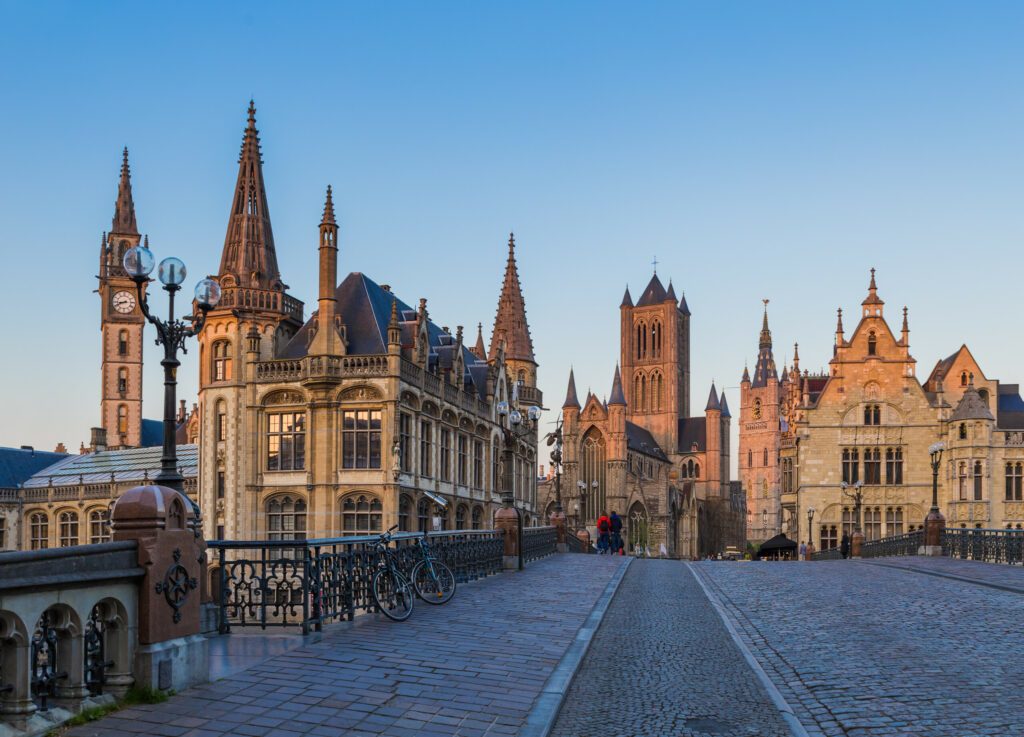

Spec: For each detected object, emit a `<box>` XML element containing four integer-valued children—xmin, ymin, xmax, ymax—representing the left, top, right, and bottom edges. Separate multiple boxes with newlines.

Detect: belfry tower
<box><xmin>489</xmin><ymin>233</ymin><xmax>538</xmax><ymax>390</ymax></box>
<box><xmin>98</xmin><ymin>148</ymin><xmax>145</xmax><ymax>448</ymax></box>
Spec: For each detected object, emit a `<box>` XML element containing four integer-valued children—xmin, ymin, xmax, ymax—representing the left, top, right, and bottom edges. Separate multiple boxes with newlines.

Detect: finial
<box><xmin>322</xmin><ymin>184</ymin><xmax>336</xmax><ymax>225</ymax></box>
<box><xmin>836</xmin><ymin>307</ymin><xmax>844</xmax><ymax>332</ymax></box>
<box><xmin>508</xmin><ymin>232</ymin><xmax>515</xmax><ymax>253</ymax></box>
<box><xmin>144</xmin><ymin>234</ymin><xmax>149</xmax><ymax>248</ymax></box>
<box><xmin>869</xmin><ymin>267</ymin><xmax>877</xmax><ymax>290</ymax></box>
<box><xmin>652</xmin><ymin>255</ymin><xmax>659</xmax><ymax>273</ymax></box>
<box><xmin>121</xmin><ymin>146</ymin><xmax>130</xmax><ymax>175</ymax></box>
<box><xmin>247</xmin><ymin>99</ymin><xmax>257</xmax><ymax>127</ymax></box>
<box><xmin>902</xmin><ymin>306</ymin><xmax>909</xmax><ymax>331</ymax></box>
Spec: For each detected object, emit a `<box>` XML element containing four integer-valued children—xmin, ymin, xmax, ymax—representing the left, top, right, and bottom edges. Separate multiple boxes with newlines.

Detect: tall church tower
<box><xmin>98</xmin><ymin>148</ymin><xmax>145</xmax><ymax>448</ymax></box>
<box><xmin>489</xmin><ymin>233</ymin><xmax>537</xmax><ymax>390</ymax></box>
<box><xmin>619</xmin><ymin>272</ymin><xmax>690</xmax><ymax>454</ymax></box>
<box><xmin>739</xmin><ymin>301</ymin><xmax>782</xmax><ymax>543</ymax></box>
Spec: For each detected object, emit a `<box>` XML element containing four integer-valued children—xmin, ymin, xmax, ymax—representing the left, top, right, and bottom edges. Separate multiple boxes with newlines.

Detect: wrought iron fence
<box><xmin>861</xmin><ymin>529</ymin><xmax>924</xmax><ymax>558</ymax></box>
<box><xmin>209</xmin><ymin>529</ymin><xmax>503</xmax><ymax>634</ymax></box>
<box><xmin>810</xmin><ymin>548</ymin><xmax>842</xmax><ymax>561</ymax></box>
<box><xmin>522</xmin><ymin>526</ymin><xmax>557</xmax><ymax>563</ymax></box>
<box><xmin>943</xmin><ymin>527</ymin><xmax>1024</xmax><ymax>565</ymax></box>
<box><xmin>565</xmin><ymin>532</ymin><xmax>591</xmax><ymax>554</ymax></box>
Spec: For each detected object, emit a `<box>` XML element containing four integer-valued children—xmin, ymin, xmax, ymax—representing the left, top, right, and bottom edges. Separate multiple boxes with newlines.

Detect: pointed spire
<box><xmin>719</xmin><ymin>391</ymin><xmax>731</xmax><ymax>418</ymax></box>
<box><xmin>488</xmin><ymin>232</ymin><xmax>535</xmax><ymax>363</ymax></box>
<box><xmin>751</xmin><ymin>300</ymin><xmax>776</xmax><ymax>388</ymax></box>
<box><xmin>836</xmin><ymin>308</ymin><xmax>844</xmax><ymax>334</ymax></box>
<box><xmin>741</xmin><ymin>363</ymin><xmax>750</xmax><ymax>383</ymax></box>
<box><xmin>705</xmin><ymin>383</ymin><xmax>721</xmax><ymax>411</ymax></box>
<box><xmin>563</xmin><ymin>367</ymin><xmax>581</xmax><ymax>409</ymax></box>
<box><xmin>388</xmin><ymin>298</ymin><xmax>401</xmax><ymax>346</ymax></box>
<box><xmin>793</xmin><ymin>342</ymin><xmax>800</xmax><ymax>369</ymax></box>
<box><xmin>862</xmin><ymin>267</ymin><xmax>884</xmax><ymax>306</ymax></box>
<box><xmin>218</xmin><ymin>100</ymin><xmax>282</xmax><ymax>289</ymax></box>
<box><xmin>322</xmin><ymin>184</ymin><xmax>336</xmax><ymax>225</ymax></box>
<box><xmin>609</xmin><ymin>365</ymin><xmax>626</xmax><ymax>406</ymax></box>
<box><xmin>759</xmin><ymin>299</ymin><xmax>772</xmax><ymax>350</ymax></box>
<box><xmin>471</xmin><ymin>323</ymin><xmax>487</xmax><ymax>361</ymax></box>
<box><xmin>678</xmin><ymin>291</ymin><xmax>691</xmax><ymax>316</ymax></box>
<box><xmin>621</xmin><ymin>286</ymin><xmax>633</xmax><ymax>308</ymax></box>
<box><xmin>636</xmin><ymin>273</ymin><xmax>667</xmax><ymax>307</ymax></box>
<box><xmin>111</xmin><ymin>147</ymin><xmax>139</xmax><ymax>236</ymax></box>
<box><xmin>665</xmin><ymin>279</ymin><xmax>677</xmax><ymax>302</ymax></box>
<box><xmin>902</xmin><ymin>306</ymin><xmax>909</xmax><ymax>334</ymax></box>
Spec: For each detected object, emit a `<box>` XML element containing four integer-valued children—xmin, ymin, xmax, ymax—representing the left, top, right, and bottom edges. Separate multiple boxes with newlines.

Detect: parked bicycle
<box><xmin>371</xmin><ymin>525</ymin><xmax>414</xmax><ymax>621</ymax></box>
<box><xmin>411</xmin><ymin>532</ymin><xmax>457</xmax><ymax>604</ymax></box>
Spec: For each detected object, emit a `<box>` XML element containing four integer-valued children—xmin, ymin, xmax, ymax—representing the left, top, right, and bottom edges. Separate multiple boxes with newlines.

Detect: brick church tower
<box><xmin>97</xmin><ymin>149</ymin><xmax>146</xmax><ymax>448</ymax></box>
<box><xmin>739</xmin><ymin>301</ymin><xmax>782</xmax><ymax>544</ymax></box>
<box><xmin>489</xmin><ymin>233</ymin><xmax>537</xmax><ymax>392</ymax></box>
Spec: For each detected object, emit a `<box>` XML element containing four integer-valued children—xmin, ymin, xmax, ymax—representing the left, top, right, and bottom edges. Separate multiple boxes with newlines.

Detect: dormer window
<box><xmin>867</xmin><ymin>331</ymin><xmax>877</xmax><ymax>356</ymax></box>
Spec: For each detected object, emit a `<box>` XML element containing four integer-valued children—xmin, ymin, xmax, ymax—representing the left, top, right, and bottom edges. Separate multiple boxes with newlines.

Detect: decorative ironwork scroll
<box><xmin>155</xmin><ymin>548</ymin><xmax>198</xmax><ymax>623</ymax></box>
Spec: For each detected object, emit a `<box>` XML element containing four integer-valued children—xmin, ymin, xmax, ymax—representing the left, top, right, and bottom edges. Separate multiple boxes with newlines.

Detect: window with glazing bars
<box><xmin>342</xmin><ymin>410</ymin><xmax>382</xmax><ymax>469</ymax></box>
<box><xmin>267</xmin><ymin>412</ymin><xmax>306</xmax><ymax>471</ymax></box>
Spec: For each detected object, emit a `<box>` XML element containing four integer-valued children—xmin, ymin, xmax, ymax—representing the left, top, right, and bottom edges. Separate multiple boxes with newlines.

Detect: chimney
<box><xmin>90</xmin><ymin>427</ymin><xmax>108</xmax><ymax>452</ymax></box>
<box><xmin>177</xmin><ymin>399</ymin><xmax>187</xmax><ymax>423</ymax></box>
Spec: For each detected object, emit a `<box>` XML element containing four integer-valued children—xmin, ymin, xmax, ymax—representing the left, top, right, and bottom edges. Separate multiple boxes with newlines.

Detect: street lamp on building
<box><xmin>807</xmin><ymin>506</ymin><xmax>815</xmax><ymax>555</ymax></box>
<box><xmin>123</xmin><ymin>243</ymin><xmax>221</xmax><ymax>494</ymax></box>
<box><xmin>496</xmin><ymin>384</ymin><xmax>542</xmax><ymax>570</ymax></box>
<box><xmin>923</xmin><ymin>441</ymin><xmax>946</xmax><ymax>554</ymax></box>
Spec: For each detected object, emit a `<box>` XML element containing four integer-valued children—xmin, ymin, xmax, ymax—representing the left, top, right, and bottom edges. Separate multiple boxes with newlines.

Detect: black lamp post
<box><xmin>123</xmin><ymin>243</ymin><xmax>221</xmax><ymax>494</ymax></box>
<box><xmin>924</xmin><ymin>441</ymin><xmax>946</xmax><ymax>550</ymax></box>
<box><xmin>496</xmin><ymin>382</ymin><xmax>542</xmax><ymax>571</ymax></box>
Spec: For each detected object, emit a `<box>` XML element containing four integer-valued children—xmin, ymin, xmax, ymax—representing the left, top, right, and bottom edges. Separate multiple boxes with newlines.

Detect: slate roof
<box><xmin>22</xmin><ymin>445</ymin><xmax>198</xmax><ymax>488</ymax></box>
<box><xmin>563</xmin><ymin>368</ymin><xmax>581</xmax><ymax>409</ymax></box>
<box><xmin>636</xmin><ymin>274</ymin><xmax>668</xmax><ymax>307</ymax></box>
<box><xmin>625</xmin><ymin>422</ymin><xmax>668</xmax><ymax>461</ymax></box>
<box><xmin>281</xmin><ymin>272</ymin><xmax>488</xmax><ymax>399</ymax></box>
<box><xmin>950</xmin><ymin>384</ymin><xmax>995</xmax><ymax>422</ymax></box>
<box><xmin>608</xmin><ymin>366</ymin><xmax>626</xmax><ymax>406</ymax></box>
<box><xmin>998</xmin><ymin>384</ymin><xmax>1024</xmax><ymax>430</ymax></box>
<box><xmin>141</xmin><ymin>419</ymin><xmax>164</xmax><ymax>447</ymax></box>
<box><xmin>678</xmin><ymin>417</ymin><xmax>707</xmax><ymax>453</ymax></box>
<box><xmin>678</xmin><ymin>292</ymin><xmax>691</xmax><ymax>316</ymax></box>
<box><xmin>0</xmin><ymin>447</ymin><xmax>68</xmax><ymax>489</ymax></box>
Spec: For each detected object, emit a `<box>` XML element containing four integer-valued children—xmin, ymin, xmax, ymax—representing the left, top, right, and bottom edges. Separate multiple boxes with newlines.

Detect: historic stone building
<box><xmin>758</xmin><ymin>271</ymin><xmax>1024</xmax><ymax>550</ymax></box>
<box><xmin>195</xmin><ymin>103</ymin><xmax>540</xmax><ymax>542</ymax></box>
<box><xmin>546</xmin><ymin>273</ymin><xmax>742</xmax><ymax>558</ymax></box>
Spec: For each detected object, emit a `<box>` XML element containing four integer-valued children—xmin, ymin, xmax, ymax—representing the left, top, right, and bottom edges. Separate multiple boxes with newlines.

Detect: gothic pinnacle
<box><xmin>322</xmin><ymin>185</ymin><xmax>336</xmax><ymax>225</ymax></box>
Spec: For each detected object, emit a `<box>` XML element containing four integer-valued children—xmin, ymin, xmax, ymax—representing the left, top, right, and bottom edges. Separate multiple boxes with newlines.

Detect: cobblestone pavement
<box><xmin>549</xmin><ymin>559</ymin><xmax>793</xmax><ymax>737</ymax></box>
<box><xmin>861</xmin><ymin>555</ymin><xmax>1024</xmax><ymax>592</ymax></box>
<box><xmin>68</xmin><ymin>554</ymin><xmax>627</xmax><ymax>737</ymax></box>
<box><xmin>694</xmin><ymin>560</ymin><xmax>1024</xmax><ymax>737</ymax></box>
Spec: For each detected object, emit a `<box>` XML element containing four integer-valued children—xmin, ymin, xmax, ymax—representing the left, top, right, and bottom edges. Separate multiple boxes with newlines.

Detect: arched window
<box><xmin>636</xmin><ymin>321</ymin><xmax>647</xmax><ymax>360</ymax></box>
<box><xmin>472</xmin><ymin>505</ymin><xmax>483</xmax><ymax>530</ymax></box>
<box><xmin>117</xmin><ymin>368</ymin><xmax>128</xmax><ymax>395</ymax></box>
<box><xmin>398</xmin><ymin>495</ymin><xmax>413</xmax><ymax>532</ymax></box>
<box><xmin>763</xmin><ymin>448</ymin><xmax>769</xmax><ymax>467</ymax></box>
<box><xmin>58</xmin><ymin>511</ymin><xmax>79</xmax><ymax>547</ymax></box>
<box><xmin>1005</xmin><ymin>462</ymin><xmax>1023</xmax><ymax>501</ymax></box>
<box><xmin>747</xmin><ymin>450</ymin><xmax>753</xmax><ymax>468</ymax></box>
<box><xmin>867</xmin><ymin>331</ymin><xmax>877</xmax><ymax>356</ymax></box>
<box><xmin>580</xmin><ymin>428</ymin><xmax>606</xmax><ymax>524</ymax></box>
<box><xmin>417</xmin><ymin>497</ymin><xmax>431</xmax><ymax>532</ymax></box>
<box><xmin>973</xmin><ymin>461</ymin><xmax>983</xmax><ymax>501</ymax></box>
<box><xmin>341</xmin><ymin>494</ymin><xmax>382</xmax><ymax>534</ymax></box>
<box><xmin>958</xmin><ymin>462</ymin><xmax>968</xmax><ymax>500</ymax></box>
<box><xmin>117</xmin><ymin>405</ymin><xmax>128</xmax><ymax>436</ymax></box>
<box><xmin>651</xmin><ymin>320</ymin><xmax>661</xmax><ymax>358</ymax></box>
<box><xmin>88</xmin><ymin>508</ymin><xmax>110</xmax><ymax>544</ymax></box>
<box><xmin>30</xmin><ymin>512</ymin><xmax>48</xmax><ymax>550</ymax></box>
<box><xmin>961</xmin><ymin>371</ymin><xmax>968</xmax><ymax>387</ymax></box>
<box><xmin>266</xmin><ymin>496</ymin><xmax>307</xmax><ymax>541</ymax></box>
<box><xmin>455</xmin><ymin>504</ymin><xmax>468</xmax><ymax>530</ymax></box>
<box><xmin>628</xmin><ymin>501</ymin><xmax>649</xmax><ymax>552</ymax></box>
<box><xmin>118</xmin><ymin>329</ymin><xmax>128</xmax><ymax>356</ymax></box>
<box><xmin>213</xmin><ymin>341</ymin><xmax>232</xmax><ymax>382</ymax></box>
<box><xmin>634</xmin><ymin>374</ymin><xmax>641</xmax><ymax>408</ymax></box>
<box><xmin>693</xmin><ymin>463</ymin><xmax>700</xmax><ymax>478</ymax></box>
<box><xmin>959</xmin><ymin>423</ymin><xmax>967</xmax><ymax>440</ymax></box>
<box><xmin>639</xmin><ymin>374</ymin><xmax>647</xmax><ymax>412</ymax></box>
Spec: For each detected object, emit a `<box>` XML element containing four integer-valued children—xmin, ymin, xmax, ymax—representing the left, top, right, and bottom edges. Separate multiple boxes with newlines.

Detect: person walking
<box><xmin>799</xmin><ymin>541</ymin><xmax>807</xmax><ymax>561</ymax></box>
<box><xmin>609</xmin><ymin>511</ymin><xmax>623</xmax><ymax>556</ymax></box>
<box><xmin>596</xmin><ymin>512</ymin><xmax>611</xmax><ymax>554</ymax></box>
<box><xmin>840</xmin><ymin>532</ymin><xmax>851</xmax><ymax>559</ymax></box>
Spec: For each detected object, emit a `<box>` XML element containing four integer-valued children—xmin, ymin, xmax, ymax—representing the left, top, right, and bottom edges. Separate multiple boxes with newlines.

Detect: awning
<box><xmin>421</xmin><ymin>489</ymin><xmax>448</xmax><ymax>509</ymax></box>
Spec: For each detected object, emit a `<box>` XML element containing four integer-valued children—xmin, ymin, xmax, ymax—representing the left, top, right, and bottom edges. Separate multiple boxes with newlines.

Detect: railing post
<box><xmin>301</xmin><ymin>546</ymin><xmax>311</xmax><ymax>636</ymax></box>
<box><xmin>217</xmin><ymin>546</ymin><xmax>229</xmax><ymax>634</ymax></box>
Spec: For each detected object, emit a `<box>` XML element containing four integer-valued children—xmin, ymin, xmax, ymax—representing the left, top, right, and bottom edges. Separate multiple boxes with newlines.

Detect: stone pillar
<box><xmin>805</xmin><ymin>542</ymin><xmax>815</xmax><ymax>560</ymax></box>
<box><xmin>0</xmin><ymin>613</ymin><xmax>35</xmax><ymax>731</ymax></box>
<box><xmin>111</xmin><ymin>485</ymin><xmax>209</xmax><ymax>693</ymax></box>
<box><xmin>919</xmin><ymin>508</ymin><xmax>945</xmax><ymax>557</ymax></box>
<box><xmin>851</xmin><ymin>530</ymin><xmax>864</xmax><ymax>559</ymax></box>
<box><xmin>495</xmin><ymin>506</ymin><xmax>520</xmax><ymax>570</ymax></box>
<box><xmin>549</xmin><ymin>508</ymin><xmax>567</xmax><ymax>552</ymax></box>
<box><xmin>576</xmin><ymin>528</ymin><xmax>592</xmax><ymax>553</ymax></box>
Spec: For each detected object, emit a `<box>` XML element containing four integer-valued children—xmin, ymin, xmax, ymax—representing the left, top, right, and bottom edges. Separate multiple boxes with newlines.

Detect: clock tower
<box><xmin>98</xmin><ymin>148</ymin><xmax>146</xmax><ymax>448</ymax></box>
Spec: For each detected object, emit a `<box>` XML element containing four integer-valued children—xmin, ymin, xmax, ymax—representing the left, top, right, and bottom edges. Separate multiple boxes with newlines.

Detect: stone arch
<box><xmin>84</xmin><ymin>597</ymin><xmax>133</xmax><ymax>697</ymax></box>
<box><xmin>628</xmin><ymin>501</ymin><xmax>649</xmax><ymax>552</ymax></box>
<box><xmin>261</xmin><ymin>389</ymin><xmax>306</xmax><ymax>406</ymax></box>
<box><xmin>0</xmin><ymin>609</ymin><xmax>29</xmax><ymax>709</ymax></box>
<box><xmin>337</xmin><ymin>384</ymin><xmax>383</xmax><ymax>402</ymax></box>
<box><xmin>31</xmin><ymin>603</ymin><xmax>82</xmax><ymax>711</ymax></box>
<box><xmin>339</xmin><ymin>492</ymin><xmax>383</xmax><ymax>534</ymax></box>
<box><xmin>455</xmin><ymin>503</ymin><xmax>469</xmax><ymax>530</ymax></box>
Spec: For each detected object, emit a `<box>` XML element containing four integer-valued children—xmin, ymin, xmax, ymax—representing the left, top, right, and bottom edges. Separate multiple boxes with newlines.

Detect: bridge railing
<box><xmin>565</xmin><ymin>533</ymin><xmax>591</xmax><ymax>554</ymax></box>
<box><xmin>943</xmin><ymin>527</ymin><xmax>1024</xmax><ymax>565</ymax></box>
<box><xmin>861</xmin><ymin>529</ymin><xmax>925</xmax><ymax>558</ymax></box>
<box><xmin>208</xmin><ymin>529</ymin><xmax>504</xmax><ymax>634</ymax></box>
<box><xmin>522</xmin><ymin>526</ymin><xmax>557</xmax><ymax>562</ymax></box>
<box><xmin>811</xmin><ymin>547</ymin><xmax>842</xmax><ymax>560</ymax></box>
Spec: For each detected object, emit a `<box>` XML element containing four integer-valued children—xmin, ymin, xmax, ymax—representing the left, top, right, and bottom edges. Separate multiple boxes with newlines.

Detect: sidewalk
<box><xmin>68</xmin><ymin>554</ymin><xmax>627</xmax><ymax>737</ymax></box>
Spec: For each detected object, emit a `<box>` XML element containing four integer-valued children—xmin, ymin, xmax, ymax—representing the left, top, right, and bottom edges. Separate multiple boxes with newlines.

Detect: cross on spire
<box><xmin>652</xmin><ymin>256</ymin><xmax>659</xmax><ymax>273</ymax></box>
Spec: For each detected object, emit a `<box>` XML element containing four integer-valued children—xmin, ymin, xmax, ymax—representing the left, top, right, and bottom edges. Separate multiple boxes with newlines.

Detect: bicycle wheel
<box><xmin>412</xmin><ymin>560</ymin><xmax>457</xmax><ymax>604</ymax></box>
<box><xmin>372</xmin><ymin>568</ymin><xmax>414</xmax><ymax>621</ymax></box>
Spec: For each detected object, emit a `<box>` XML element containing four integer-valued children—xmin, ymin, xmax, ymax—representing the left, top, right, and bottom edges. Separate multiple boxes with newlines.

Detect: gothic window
<box><xmin>491</xmin><ymin>438</ymin><xmax>500</xmax><ymax>491</ymax></box>
<box><xmin>1005</xmin><ymin>463</ymin><xmax>1023</xmax><ymax>501</ymax></box>
<box><xmin>457</xmin><ymin>435</ymin><xmax>468</xmax><ymax>486</ymax></box>
<box><xmin>959</xmin><ymin>423</ymin><xmax>967</xmax><ymax>440</ymax></box>
<box><xmin>398</xmin><ymin>413</ymin><xmax>413</xmax><ymax>473</ymax></box>
<box><xmin>341</xmin><ymin>494</ymin><xmax>382</xmax><ymax>534</ymax></box>
<box><xmin>266</xmin><ymin>496</ymin><xmax>307</xmax><ymax>540</ymax></box>
<box><xmin>782</xmin><ymin>458</ymin><xmax>795</xmax><ymax>494</ymax></box>
<box><xmin>399</xmin><ymin>495</ymin><xmax>412</xmax><ymax>532</ymax></box>
<box><xmin>747</xmin><ymin>450</ymin><xmax>752</xmax><ymax>468</ymax></box>
<box><xmin>417</xmin><ymin>497</ymin><xmax>431</xmax><ymax>532</ymax></box>
<box><xmin>88</xmin><ymin>509</ymin><xmax>110</xmax><ymax>544</ymax></box>
<box><xmin>694</xmin><ymin>462</ymin><xmax>700</xmax><ymax>478</ymax></box>
<box><xmin>640</xmin><ymin>374</ymin><xmax>647</xmax><ymax>412</ymax></box>
<box><xmin>820</xmin><ymin>524</ymin><xmax>838</xmax><ymax>550</ymax></box>
<box><xmin>635</xmin><ymin>321</ymin><xmax>648</xmax><ymax>360</ymax></box>
<box><xmin>885</xmin><ymin>448</ymin><xmax>903</xmax><ymax>485</ymax></box>
<box><xmin>213</xmin><ymin>341</ymin><xmax>232</xmax><ymax>382</ymax></box>
<box><xmin>472</xmin><ymin>505</ymin><xmax>483</xmax><ymax>530</ymax></box>
<box><xmin>842</xmin><ymin>448</ymin><xmax>859</xmax><ymax>484</ymax></box>
<box><xmin>958</xmin><ymin>462</ymin><xmax>968</xmax><ymax>500</ymax></box>
<box><xmin>763</xmin><ymin>448</ymin><xmax>769</xmax><ymax>467</ymax></box>
<box><xmin>864</xmin><ymin>404</ymin><xmax>881</xmax><ymax>425</ymax></box>
<box><xmin>217</xmin><ymin>402</ymin><xmax>227</xmax><ymax>441</ymax></box>
<box><xmin>117</xmin><ymin>330</ymin><xmax>129</xmax><ymax>356</ymax></box>
<box><xmin>841</xmin><ymin>507</ymin><xmax>856</xmax><ymax>538</ymax></box>
<box><xmin>885</xmin><ymin>507</ymin><xmax>904</xmax><ymax>536</ymax></box>
<box><xmin>30</xmin><ymin>512</ymin><xmax>48</xmax><ymax>550</ymax></box>
<box><xmin>266</xmin><ymin>412</ymin><xmax>306</xmax><ymax>471</ymax></box>
<box><xmin>864</xmin><ymin>507</ymin><xmax>882</xmax><ymax>541</ymax></box>
<box><xmin>867</xmin><ymin>331</ymin><xmax>877</xmax><ymax>356</ymax></box>
<box><xmin>455</xmin><ymin>504</ymin><xmax>468</xmax><ymax>530</ymax></box>
<box><xmin>420</xmin><ymin>421</ymin><xmax>433</xmax><ymax>477</ymax></box>
<box><xmin>961</xmin><ymin>371</ymin><xmax>968</xmax><ymax>387</ymax></box>
<box><xmin>117</xmin><ymin>368</ymin><xmax>128</xmax><ymax>395</ymax></box>
<box><xmin>580</xmin><ymin>428</ymin><xmax>606</xmax><ymax>524</ymax></box>
<box><xmin>651</xmin><ymin>320</ymin><xmax>662</xmax><ymax>359</ymax></box>
<box><xmin>864</xmin><ymin>448</ymin><xmax>881</xmax><ymax>485</ymax></box>
<box><xmin>58</xmin><ymin>511</ymin><xmax>79</xmax><ymax>547</ymax></box>
<box><xmin>974</xmin><ymin>461</ymin><xmax>983</xmax><ymax>501</ymax></box>
<box><xmin>117</xmin><ymin>405</ymin><xmax>128</xmax><ymax>436</ymax></box>
<box><xmin>216</xmin><ymin>471</ymin><xmax>225</xmax><ymax>500</ymax></box>
<box><xmin>651</xmin><ymin>372</ymin><xmax>663</xmax><ymax>411</ymax></box>
<box><xmin>473</xmin><ymin>440</ymin><xmax>484</xmax><ymax>488</ymax></box>
<box><xmin>439</xmin><ymin>428</ymin><xmax>452</xmax><ymax>482</ymax></box>
<box><xmin>341</xmin><ymin>410</ymin><xmax>382</xmax><ymax>469</ymax></box>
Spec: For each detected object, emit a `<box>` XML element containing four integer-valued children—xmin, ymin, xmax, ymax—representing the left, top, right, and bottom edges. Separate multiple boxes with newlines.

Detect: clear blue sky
<box><xmin>2</xmin><ymin>1</ymin><xmax>1023</xmax><ymax>464</ymax></box>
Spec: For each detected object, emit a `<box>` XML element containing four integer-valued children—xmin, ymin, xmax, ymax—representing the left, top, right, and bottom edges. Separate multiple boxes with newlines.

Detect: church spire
<box><xmin>471</xmin><ymin>323</ymin><xmax>487</xmax><ymax>361</ymax></box>
<box><xmin>608</xmin><ymin>365</ymin><xmax>626</xmax><ymax>406</ymax></box>
<box><xmin>563</xmin><ymin>367</ymin><xmax>581</xmax><ymax>409</ymax></box>
<box><xmin>111</xmin><ymin>147</ymin><xmax>139</xmax><ymax>236</ymax></box>
<box><xmin>751</xmin><ymin>300</ymin><xmax>777</xmax><ymax>388</ymax></box>
<box><xmin>488</xmin><ymin>232</ymin><xmax>535</xmax><ymax>364</ymax></box>
<box><xmin>218</xmin><ymin>100</ymin><xmax>282</xmax><ymax>289</ymax></box>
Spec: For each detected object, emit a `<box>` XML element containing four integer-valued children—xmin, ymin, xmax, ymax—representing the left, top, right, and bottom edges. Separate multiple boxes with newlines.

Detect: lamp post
<box><xmin>122</xmin><ymin>243</ymin><xmax>221</xmax><ymax>495</ymax></box>
<box><xmin>544</xmin><ymin>419</ymin><xmax>567</xmax><ymax>549</ymax></box>
<box><xmin>922</xmin><ymin>441</ymin><xmax>946</xmax><ymax>555</ymax></box>
<box><xmin>840</xmin><ymin>480</ymin><xmax>865</xmax><ymax>558</ymax></box>
<box><xmin>495</xmin><ymin>383</ymin><xmax>542</xmax><ymax>570</ymax></box>
<box><xmin>806</xmin><ymin>506</ymin><xmax>816</xmax><ymax>559</ymax></box>
<box><xmin>576</xmin><ymin>479</ymin><xmax>586</xmax><ymax>531</ymax></box>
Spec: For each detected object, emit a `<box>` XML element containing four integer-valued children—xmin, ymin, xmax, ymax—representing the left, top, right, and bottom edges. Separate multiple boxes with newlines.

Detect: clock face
<box><xmin>112</xmin><ymin>290</ymin><xmax>136</xmax><ymax>314</ymax></box>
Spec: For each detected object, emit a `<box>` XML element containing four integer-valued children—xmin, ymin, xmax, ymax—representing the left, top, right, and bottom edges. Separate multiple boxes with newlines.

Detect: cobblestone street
<box><xmin>694</xmin><ymin>559</ymin><xmax>1024</xmax><ymax>737</ymax></box>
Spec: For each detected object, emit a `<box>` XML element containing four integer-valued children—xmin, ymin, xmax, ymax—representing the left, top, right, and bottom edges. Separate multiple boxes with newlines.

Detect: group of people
<box><xmin>595</xmin><ymin>511</ymin><xmax>625</xmax><ymax>555</ymax></box>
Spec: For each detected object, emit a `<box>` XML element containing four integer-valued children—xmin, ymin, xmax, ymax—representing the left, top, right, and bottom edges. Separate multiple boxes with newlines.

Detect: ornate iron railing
<box><xmin>861</xmin><ymin>529</ymin><xmax>924</xmax><ymax>558</ymax></box>
<box><xmin>565</xmin><ymin>532</ymin><xmax>591</xmax><ymax>554</ymax></box>
<box><xmin>522</xmin><ymin>526</ymin><xmax>557</xmax><ymax>563</ymax></box>
<box><xmin>943</xmin><ymin>527</ymin><xmax>1024</xmax><ymax>565</ymax></box>
<box><xmin>209</xmin><ymin>529</ymin><xmax>503</xmax><ymax>634</ymax></box>
<box><xmin>810</xmin><ymin>547</ymin><xmax>842</xmax><ymax>561</ymax></box>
